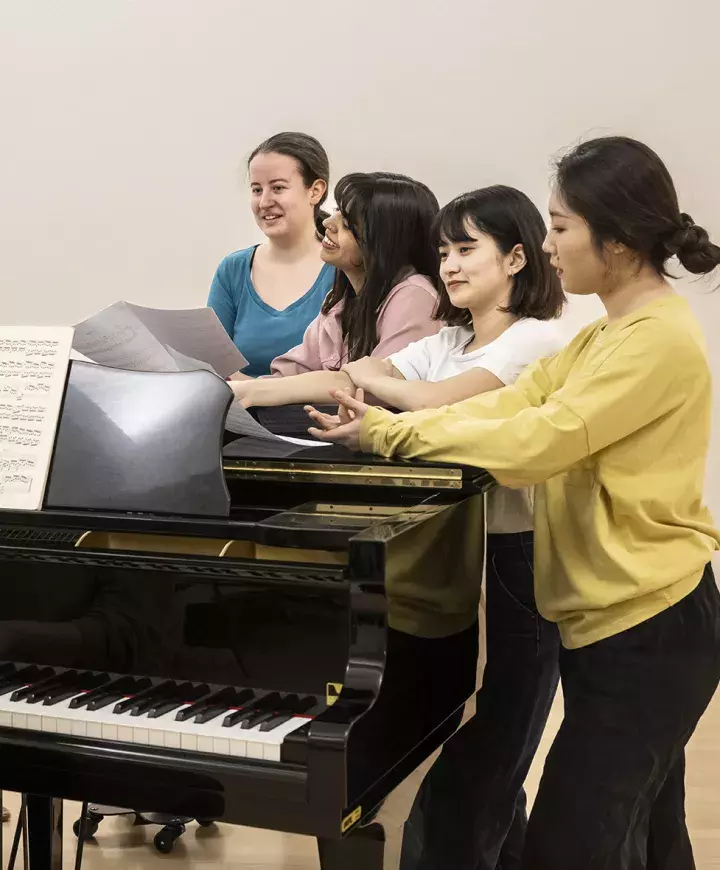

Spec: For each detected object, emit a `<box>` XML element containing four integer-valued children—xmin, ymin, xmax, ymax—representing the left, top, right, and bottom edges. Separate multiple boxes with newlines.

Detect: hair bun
<box><xmin>666</xmin><ymin>212</ymin><xmax>720</xmax><ymax>274</ymax></box>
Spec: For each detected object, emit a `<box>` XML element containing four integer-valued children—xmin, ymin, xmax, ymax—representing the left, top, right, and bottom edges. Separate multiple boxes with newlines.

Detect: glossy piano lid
<box><xmin>45</xmin><ymin>361</ymin><xmax>232</xmax><ymax>516</ymax></box>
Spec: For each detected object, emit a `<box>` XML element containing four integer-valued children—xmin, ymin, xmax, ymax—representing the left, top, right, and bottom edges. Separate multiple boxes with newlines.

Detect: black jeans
<box><xmin>401</xmin><ymin>531</ymin><xmax>560</xmax><ymax>870</ymax></box>
<box><xmin>522</xmin><ymin>562</ymin><xmax>720</xmax><ymax>870</ymax></box>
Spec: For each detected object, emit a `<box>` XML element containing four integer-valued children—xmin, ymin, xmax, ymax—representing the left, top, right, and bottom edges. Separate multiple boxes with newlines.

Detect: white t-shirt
<box><xmin>389</xmin><ymin>318</ymin><xmax>567</xmax><ymax>534</ymax></box>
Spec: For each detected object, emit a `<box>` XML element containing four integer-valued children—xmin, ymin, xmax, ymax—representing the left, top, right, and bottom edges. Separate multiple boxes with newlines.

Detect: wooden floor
<box><xmin>1</xmin><ymin>687</ymin><xmax>718</xmax><ymax>869</ymax></box>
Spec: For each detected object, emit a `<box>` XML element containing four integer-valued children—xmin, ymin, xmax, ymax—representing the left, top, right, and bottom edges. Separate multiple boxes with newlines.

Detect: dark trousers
<box><xmin>401</xmin><ymin>531</ymin><xmax>560</xmax><ymax>870</ymax></box>
<box><xmin>522</xmin><ymin>562</ymin><xmax>720</xmax><ymax>870</ymax></box>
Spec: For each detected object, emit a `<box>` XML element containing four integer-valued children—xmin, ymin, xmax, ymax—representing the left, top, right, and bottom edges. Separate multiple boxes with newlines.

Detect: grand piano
<box><xmin>0</xmin><ymin>362</ymin><xmax>489</xmax><ymax>869</ymax></box>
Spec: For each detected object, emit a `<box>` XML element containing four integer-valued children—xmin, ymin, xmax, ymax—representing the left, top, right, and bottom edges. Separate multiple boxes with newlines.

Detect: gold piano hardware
<box><xmin>326</xmin><ymin>682</ymin><xmax>343</xmax><ymax>705</ymax></box>
<box><xmin>223</xmin><ymin>540</ymin><xmax>347</xmax><ymax>566</ymax></box>
<box><xmin>341</xmin><ymin>805</ymin><xmax>362</xmax><ymax>833</ymax></box>
<box><xmin>223</xmin><ymin>460</ymin><xmax>462</xmax><ymax>490</ymax></box>
<box><xmin>312</xmin><ymin>503</ymin><xmax>430</xmax><ymax>517</ymax></box>
<box><xmin>74</xmin><ymin>532</ymin><xmax>347</xmax><ymax>566</ymax></box>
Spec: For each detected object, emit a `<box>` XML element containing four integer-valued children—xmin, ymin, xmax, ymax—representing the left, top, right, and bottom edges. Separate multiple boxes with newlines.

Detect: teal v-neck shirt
<box><xmin>208</xmin><ymin>245</ymin><xmax>335</xmax><ymax>376</ymax></box>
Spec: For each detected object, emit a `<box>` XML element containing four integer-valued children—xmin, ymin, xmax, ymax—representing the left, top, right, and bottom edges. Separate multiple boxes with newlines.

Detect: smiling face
<box><xmin>439</xmin><ymin>219</ymin><xmax>524</xmax><ymax>313</ymax></box>
<box><xmin>319</xmin><ymin>209</ymin><xmax>364</xmax><ymax>274</ymax></box>
<box><xmin>248</xmin><ymin>152</ymin><xmax>323</xmax><ymax>240</ymax></box>
<box><xmin>543</xmin><ymin>187</ymin><xmax>610</xmax><ymax>296</ymax></box>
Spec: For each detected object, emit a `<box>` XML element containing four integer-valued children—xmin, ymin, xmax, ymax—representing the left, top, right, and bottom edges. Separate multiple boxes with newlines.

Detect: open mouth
<box><xmin>322</xmin><ymin>236</ymin><xmax>339</xmax><ymax>250</ymax></box>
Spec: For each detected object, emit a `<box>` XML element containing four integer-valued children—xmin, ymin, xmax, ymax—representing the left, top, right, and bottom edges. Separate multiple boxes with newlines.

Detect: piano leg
<box><xmin>317</xmin><ymin>822</ymin><xmax>403</xmax><ymax>870</ymax></box>
<box><xmin>25</xmin><ymin>795</ymin><xmax>63</xmax><ymax>870</ymax></box>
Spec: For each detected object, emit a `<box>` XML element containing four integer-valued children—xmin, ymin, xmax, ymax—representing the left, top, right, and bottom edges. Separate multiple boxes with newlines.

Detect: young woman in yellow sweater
<box><xmin>306</xmin><ymin>136</ymin><xmax>720</xmax><ymax>870</ymax></box>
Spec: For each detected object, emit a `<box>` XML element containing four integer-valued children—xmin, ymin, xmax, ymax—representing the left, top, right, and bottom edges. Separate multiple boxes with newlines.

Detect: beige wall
<box><xmin>1</xmin><ymin>0</ymin><xmax>718</xmax><ymax>536</ymax></box>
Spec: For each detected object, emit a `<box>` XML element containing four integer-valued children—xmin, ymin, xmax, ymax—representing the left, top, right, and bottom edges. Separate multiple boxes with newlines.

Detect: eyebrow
<box><xmin>549</xmin><ymin>210</ymin><xmax>569</xmax><ymax>220</ymax></box>
<box><xmin>250</xmin><ymin>178</ymin><xmax>290</xmax><ymax>185</ymax></box>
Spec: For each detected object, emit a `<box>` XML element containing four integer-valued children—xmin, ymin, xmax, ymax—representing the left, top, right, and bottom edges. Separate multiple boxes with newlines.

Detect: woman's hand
<box><xmin>227</xmin><ymin>371</ymin><xmax>252</xmax><ymax>382</ymax></box>
<box><xmin>341</xmin><ymin>356</ymin><xmax>393</xmax><ymax>389</ymax></box>
<box><xmin>229</xmin><ymin>379</ymin><xmax>256</xmax><ymax>408</ymax></box>
<box><xmin>306</xmin><ymin>388</ymin><xmax>369</xmax><ymax>450</ymax></box>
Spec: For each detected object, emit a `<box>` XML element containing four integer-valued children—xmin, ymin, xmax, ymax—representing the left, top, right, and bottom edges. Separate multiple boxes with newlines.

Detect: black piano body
<box><xmin>0</xmin><ymin>363</ymin><xmax>490</xmax><ymax>865</ymax></box>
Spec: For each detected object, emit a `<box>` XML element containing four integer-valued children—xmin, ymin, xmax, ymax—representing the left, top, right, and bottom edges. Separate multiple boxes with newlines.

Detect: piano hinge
<box><xmin>341</xmin><ymin>805</ymin><xmax>362</xmax><ymax>834</ymax></box>
<box><xmin>223</xmin><ymin>460</ymin><xmax>462</xmax><ymax>489</ymax></box>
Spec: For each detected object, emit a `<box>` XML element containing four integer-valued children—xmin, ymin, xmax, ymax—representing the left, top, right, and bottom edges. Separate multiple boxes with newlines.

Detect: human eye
<box><xmin>438</xmin><ymin>250</ymin><xmax>448</xmax><ymax>261</ymax></box>
<box><xmin>458</xmin><ymin>245</ymin><xmax>474</xmax><ymax>254</ymax></box>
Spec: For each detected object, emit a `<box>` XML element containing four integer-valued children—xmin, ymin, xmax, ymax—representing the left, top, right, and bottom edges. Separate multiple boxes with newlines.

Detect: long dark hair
<box><xmin>555</xmin><ymin>136</ymin><xmax>720</xmax><ymax>276</ymax></box>
<box><xmin>321</xmin><ymin>172</ymin><xmax>441</xmax><ymax>362</ymax></box>
<box><xmin>433</xmin><ymin>185</ymin><xmax>565</xmax><ymax>327</ymax></box>
<box><xmin>248</xmin><ymin>132</ymin><xmax>330</xmax><ymax>239</ymax></box>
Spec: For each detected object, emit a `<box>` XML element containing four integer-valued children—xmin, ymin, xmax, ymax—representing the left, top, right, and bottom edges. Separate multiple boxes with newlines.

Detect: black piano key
<box><xmin>42</xmin><ymin>672</ymin><xmax>110</xmax><ymax>706</ymax></box>
<box><xmin>259</xmin><ymin>712</ymin><xmax>293</xmax><ymax>732</ymax></box>
<box><xmin>131</xmin><ymin>681</ymin><xmax>201</xmax><ymax>718</ymax></box>
<box><xmin>71</xmin><ymin>676</ymin><xmax>148</xmax><ymax>710</ymax></box>
<box><xmin>175</xmin><ymin>686</ymin><xmax>249</xmax><ymax>722</ymax></box>
<box><xmin>257</xmin><ymin>695</ymin><xmax>317</xmax><ymax>732</ymax></box>
<box><xmin>0</xmin><ymin>666</ymin><xmax>55</xmax><ymax>698</ymax></box>
<box><xmin>222</xmin><ymin>692</ymin><xmax>282</xmax><ymax>728</ymax></box>
<box><xmin>148</xmin><ymin>683</ymin><xmax>211</xmax><ymax>719</ymax></box>
<box><xmin>288</xmin><ymin>694</ymin><xmax>317</xmax><ymax>714</ymax></box>
<box><xmin>240</xmin><ymin>709</ymin><xmax>277</xmax><ymax>730</ymax></box>
<box><xmin>85</xmin><ymin>677</ymin><xmax>153</xmax><ymax>711</ymax></box>
<box><xmin>12</xmin><ymin>671</ymin><xmax>71</xmax><ymax>703</ymax></box>
<box><xmin>194</xmin><ymin>689</ymin><xmax>254</xmax><ymax>724</ymax></box>
<box><xmin>114</xmin><ymin>680</ymin><xmax>175</xmax><ymax>715</ymax></box>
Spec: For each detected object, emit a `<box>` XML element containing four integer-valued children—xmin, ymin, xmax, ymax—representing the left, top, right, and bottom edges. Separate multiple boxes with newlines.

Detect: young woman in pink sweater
<box><xmin>229</xmin><ymin>172</ymin><xmax>444</xmax><ymax>408</ymax></box>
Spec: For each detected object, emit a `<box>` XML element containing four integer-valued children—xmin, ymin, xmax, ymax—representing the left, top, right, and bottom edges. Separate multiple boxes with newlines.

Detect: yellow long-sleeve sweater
<box><xmin>360</xmin><ymin>296</ymin><xmax>719</xmax><ymax>648</ymax></box>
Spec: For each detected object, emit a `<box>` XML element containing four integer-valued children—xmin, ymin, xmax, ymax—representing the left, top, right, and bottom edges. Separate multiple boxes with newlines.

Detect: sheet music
<box><xmin>72</xmin><ymin>302</ymin><xmax>247</xmax><ymax>379</ymax></box>
<box><xmin>225</xmin><ymin>402</ymin><xmax>329</xmax><ymax>448</ymax></box>
<box><xmin>0</xmin><ymin>327</ymin><xmax>74</xmax><ymax>511</ymax></box>
<box><xmin>125</xmin><ymin>303</ymin><xmax>247</xmax><ymax>378</ymax></box>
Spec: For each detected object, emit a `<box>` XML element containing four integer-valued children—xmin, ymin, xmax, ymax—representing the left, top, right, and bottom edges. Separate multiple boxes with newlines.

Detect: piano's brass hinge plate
<box><xmin>223</xmin><ymin>461</ymin><xmax>462</xmax><ymax>489</ymax></box>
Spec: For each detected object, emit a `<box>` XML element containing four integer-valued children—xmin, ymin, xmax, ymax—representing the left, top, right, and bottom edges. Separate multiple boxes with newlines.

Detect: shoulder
<box><xmin>318</xmin><ymin>263</ymin><xmax>336</xmax><ymax>287</ymax></box>
<box><xmin>385</xmin><ymin>273</ymin><xmax>438</xmax><ymax>303</ymax></box>
<box><xmin>501</xmin><ymin>317</ymin><xmax>568</xmax><ymax>354</ymax></box>
<box><xmin>435</xmin><ymin>324</ymin><xmax>473</xmax><ymax>350</ymax></box>
<box><xmin>215</xmin><ymin>246</ymin><xmax>257</xmax><ymax>275</ymax></box>
<box><xmin>592</xmin><ymin>300</ymin><xmax>708</xmax><ymax>382</ymax></box>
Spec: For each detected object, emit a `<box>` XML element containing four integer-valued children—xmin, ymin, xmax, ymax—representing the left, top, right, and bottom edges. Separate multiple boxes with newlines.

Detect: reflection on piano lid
<box><xmin>45</xmin><ymin>361</ymin><xmax>232</xmax><ymax>517</ymax></box>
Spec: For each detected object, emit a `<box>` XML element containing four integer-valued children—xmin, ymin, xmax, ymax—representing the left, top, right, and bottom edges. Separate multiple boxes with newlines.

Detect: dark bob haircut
<box><xmin>433</xmin><ymin>185</ymin><xmax>565</xmax><ymax>327</ymax></box>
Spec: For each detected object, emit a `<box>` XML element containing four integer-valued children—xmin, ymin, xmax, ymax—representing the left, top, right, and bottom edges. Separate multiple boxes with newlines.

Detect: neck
<box><xmin>266</xmin><ymin>223</ymin><xmax>320</xmax><ymax>263</ymax></box>
<box><xmin>344</xmin><ymin>267</ymin><xmax>366</xmax><ymax>294</ymax></box>
<box><xmin>599</xmin><ymin>264</ymin><xmax>674</xmax><ymax>322</ymax></box>
<box><xmin>468</xmin><ymin>304</ymin><xmax>518</xmax><ymax>346</ymax></box>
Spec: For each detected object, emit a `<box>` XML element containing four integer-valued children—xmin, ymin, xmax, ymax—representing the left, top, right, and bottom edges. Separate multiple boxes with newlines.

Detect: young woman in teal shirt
<box><xmin>208</xmin><ymin>132</ymin><xmax>335</xmax><ymax>376</ymax></box>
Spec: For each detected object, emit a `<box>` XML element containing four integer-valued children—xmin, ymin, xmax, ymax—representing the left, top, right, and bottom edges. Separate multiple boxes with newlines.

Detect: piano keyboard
<box><xmin>0</xmin><ymin>664</ymin><xmax>321</xmax><ymax>762</ymax></box>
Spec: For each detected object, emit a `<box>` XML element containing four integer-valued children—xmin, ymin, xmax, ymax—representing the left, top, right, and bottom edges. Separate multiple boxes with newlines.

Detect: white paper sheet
<box><xmin>72</xmin><ymin>302</ymin><xmax>247</xmax><ymax>378</ymax></box>
<box><xmin>0</xmin><ymin>327</ymin><xmax>74</xmax><ymax>510</ymax></box>
<box><xmin>225</xmin><ymin>402</ymin><xmax>329</xmax><ymax>447</ymax></box>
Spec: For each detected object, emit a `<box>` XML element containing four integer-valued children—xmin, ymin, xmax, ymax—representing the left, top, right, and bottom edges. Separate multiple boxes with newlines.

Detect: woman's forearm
<box><xmin>354</xmin><ymin>375</ymin><xmax>452</xmax><ymax>411</ymax></box>
<box><xmin>249</xmin><ymin>370</ymin><xmax>354</xmax><ymax>406</ymax></box>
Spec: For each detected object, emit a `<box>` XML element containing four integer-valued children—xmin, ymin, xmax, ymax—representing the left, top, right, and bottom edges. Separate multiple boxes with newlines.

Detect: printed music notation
<box><xmin>0</xmin><ymin>327</ymin><xmax>74</xmax><ymax>510</ymax></box>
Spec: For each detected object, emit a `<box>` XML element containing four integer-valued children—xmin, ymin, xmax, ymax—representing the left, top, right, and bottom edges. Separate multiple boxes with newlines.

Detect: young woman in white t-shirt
<box><xmin>310</xmin><ymin>185</ymin><xmax>567</xmax><ymax>868</ymax></box>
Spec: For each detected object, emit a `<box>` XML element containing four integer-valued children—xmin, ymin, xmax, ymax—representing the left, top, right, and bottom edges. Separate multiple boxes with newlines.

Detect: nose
<box><xmin>259</xmin><ymin>188</ymin><xmax>275</xmax><ymax>210</ymax></box>
<box><xmin>542</xmin><ymin>232</ymin><xmax>553</xmax><ymax>255</ymax></box>
<box><xmin>323</xmin><ymin>214</ymin><xmax>337</xmax><ymax>233</ymax></box>
<box><xmin>442</xmin><ymin>251</ymin><xmax>460</xmax><ymax>276</ymax></box>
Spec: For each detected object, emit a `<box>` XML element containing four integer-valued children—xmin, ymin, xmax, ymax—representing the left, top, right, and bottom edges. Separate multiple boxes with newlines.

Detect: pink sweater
<box><xmin>268</xmin><ymin>273</ymin><xmax>442</xmax><ymax>376</ymax></box>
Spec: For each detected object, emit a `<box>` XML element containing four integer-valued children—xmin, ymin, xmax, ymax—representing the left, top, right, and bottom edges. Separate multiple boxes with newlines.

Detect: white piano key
<box><xmin>0</xmin><ymin>681</ymin><xmax>316</xmax><ymax>764</ymax></box>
